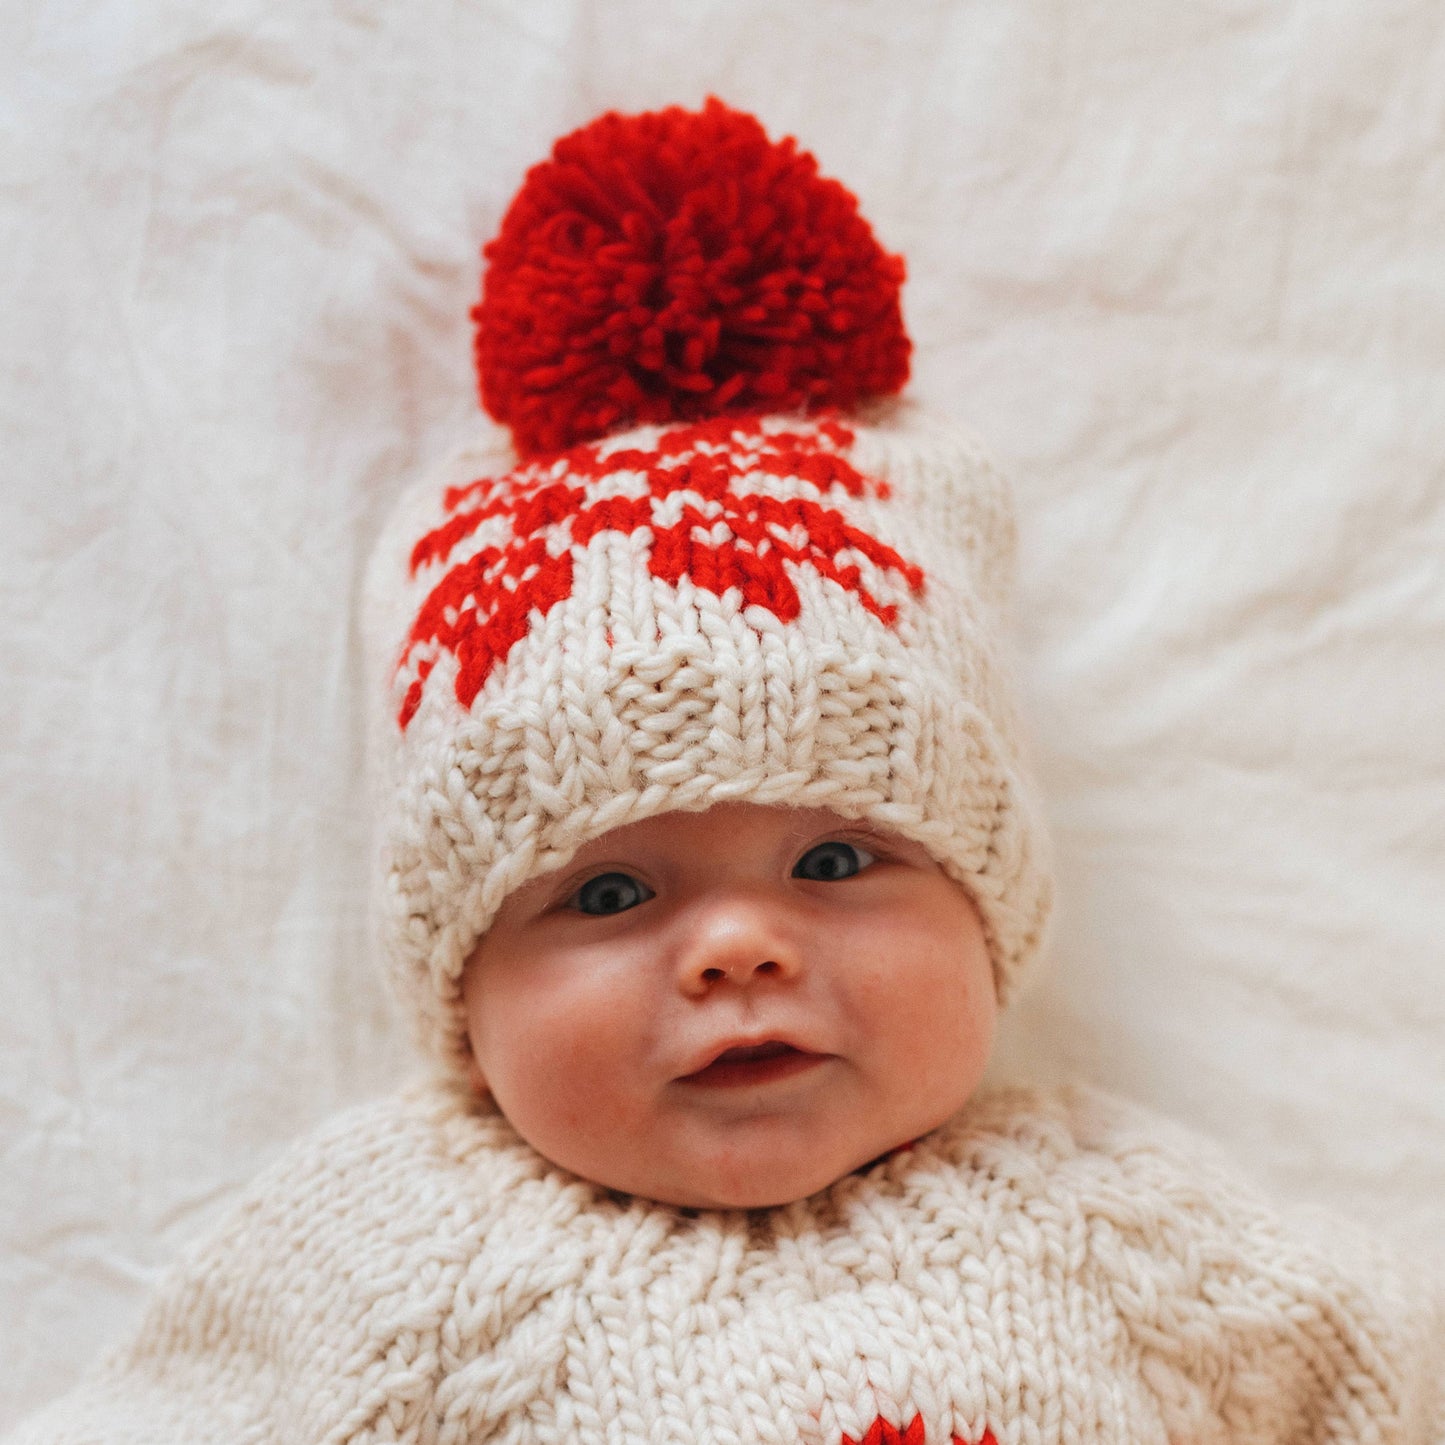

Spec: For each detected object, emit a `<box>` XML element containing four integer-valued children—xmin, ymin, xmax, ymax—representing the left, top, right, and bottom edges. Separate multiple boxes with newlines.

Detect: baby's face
<box><xmin>460</xmin><ymin>803</ymin><xmax>996</xmax><ymax>1209</ymax></box>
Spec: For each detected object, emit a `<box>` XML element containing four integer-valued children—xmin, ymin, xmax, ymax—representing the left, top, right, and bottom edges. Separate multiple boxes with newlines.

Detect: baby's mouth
<box><xmin>680</xmin><ymin>1041</ymin><xmax>827</xmax><ymax>1088</ymax></box>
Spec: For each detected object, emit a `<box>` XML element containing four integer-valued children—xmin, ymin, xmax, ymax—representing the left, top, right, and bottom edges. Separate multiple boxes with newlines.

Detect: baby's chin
<box><xmin>553</xmin><ymin>1136</ymin><xmax>918</xmax><ymax>1211</ymax></box>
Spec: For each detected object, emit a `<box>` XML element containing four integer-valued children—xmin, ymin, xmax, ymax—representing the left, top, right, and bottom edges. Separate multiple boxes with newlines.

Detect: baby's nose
<box><xmin>675</xmin><ymin>900</ymin><xmax>803</xmax><ymax>995</ymax></box>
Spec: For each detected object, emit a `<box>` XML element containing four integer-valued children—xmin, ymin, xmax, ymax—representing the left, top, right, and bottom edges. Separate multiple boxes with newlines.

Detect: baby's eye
<box><xmin>571</xmin><ymin>871</ymin><xmax>653</xmax><ymax>916</ymax></box>
<box><xmin>792</xmin><ymin>840</ymin><xmax>875</xmax><ymax>882</ymax></box>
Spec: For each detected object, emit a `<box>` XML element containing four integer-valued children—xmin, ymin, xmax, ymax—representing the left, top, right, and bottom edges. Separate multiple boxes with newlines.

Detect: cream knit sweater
<box><xmin>8</xmin><ymin>1082</ymin><xmax>1441</xmax><ymax>1445</ymax></box>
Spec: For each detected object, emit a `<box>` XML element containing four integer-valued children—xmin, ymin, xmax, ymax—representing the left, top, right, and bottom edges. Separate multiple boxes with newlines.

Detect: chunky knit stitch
<box><xmin>7</xmin><ymin>1085</ymin><xmax>1439</xmax><ymax>1445</ymax></box>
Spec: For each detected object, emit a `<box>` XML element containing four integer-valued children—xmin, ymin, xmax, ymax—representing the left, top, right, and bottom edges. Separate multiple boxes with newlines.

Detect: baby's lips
<box><xmin>675</xmin><ymin>1036</ymin><xmax>830</xmax><ymax>1086</ymax></box>
<box><xmin>676</xmin><ymin>1034</ymin><xmax>800</xmax><ymax>1078</ymax></box>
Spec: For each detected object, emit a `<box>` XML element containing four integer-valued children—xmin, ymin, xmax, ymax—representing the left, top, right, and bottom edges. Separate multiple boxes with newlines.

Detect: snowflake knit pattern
<box><xmin>7</xmin><ymin>1084</ymin><xmax>1439</xmax><ymax>1444</ymax></box>
<box><xmin>395</xmin><ymin>414</ymin><xmax>924</xmax><ymax>730</ymax></box>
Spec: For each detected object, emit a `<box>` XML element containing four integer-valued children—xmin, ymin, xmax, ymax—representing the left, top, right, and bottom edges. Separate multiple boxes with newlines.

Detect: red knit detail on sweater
<box><xmin>841</xmin><ymin>1416</ymin><xmax>996</xmax><ymax>1445</ymax></box>
<box><xmin>396</xmin><ymin>416</ymin><xmax>924</xmax><ymax>729</ymax></box>
<box><xmin>474</xmin><ymin>98</ymin><xmax>910</xmax><ymax>457</ymax></box>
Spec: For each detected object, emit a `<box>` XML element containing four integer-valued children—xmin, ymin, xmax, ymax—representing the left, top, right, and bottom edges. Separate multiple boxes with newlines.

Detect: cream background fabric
<box><xmin>3</xmin><ymin>0</ymin><xmax>1443</xmax><ymax>1428</ymax></box>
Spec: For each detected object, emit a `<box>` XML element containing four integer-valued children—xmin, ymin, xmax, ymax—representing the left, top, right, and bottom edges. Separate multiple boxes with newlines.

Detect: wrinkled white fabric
<box><xmin>3</xmin><ymin>0</ymin><xmax>1444</xmax><ymax>1429</ymax></box>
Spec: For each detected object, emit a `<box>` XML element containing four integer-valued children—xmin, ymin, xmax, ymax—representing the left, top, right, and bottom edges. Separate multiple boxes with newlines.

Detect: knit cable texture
<box><xmin>8</xmin><ymin>1084</ymin><xmax>1441</xmax><ymax>1445</ymax></box>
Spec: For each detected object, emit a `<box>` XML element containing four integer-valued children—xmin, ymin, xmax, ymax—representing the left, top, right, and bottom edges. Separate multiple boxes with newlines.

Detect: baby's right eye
<box><xmin>570</xmin><ymin>872</ymin><xmax>653</xmax><ymax>916</ymax></box>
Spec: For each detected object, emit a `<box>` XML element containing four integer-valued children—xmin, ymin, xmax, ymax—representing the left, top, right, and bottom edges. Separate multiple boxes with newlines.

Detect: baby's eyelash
<box><xmin>543</xmin><ymin>865</ymin><xmax>613</xmax><ymax>908</ymax></box>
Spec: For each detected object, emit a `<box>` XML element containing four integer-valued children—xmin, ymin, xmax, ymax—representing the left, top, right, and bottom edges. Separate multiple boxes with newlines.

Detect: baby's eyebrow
<box><xmin>807</xmin><ymin>821</ymin><xmax>889</xmax><ymax>845</ymax></box>
<box><xmin>546</xmin><ymin>856</ymin><xmax>643</xmax><ymax>897</ymax></box>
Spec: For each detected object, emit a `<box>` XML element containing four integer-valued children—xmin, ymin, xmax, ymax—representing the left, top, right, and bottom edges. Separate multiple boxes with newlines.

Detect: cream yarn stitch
<box><xmin>8</xmin><ymin>1083</ymin><xmax>1439</xmax><ymax>1445</ymax></box>
<box><xmin>364</xmin><ymin>403</ymin><xmax>1053</xmax><ymax>1069</ymax></box>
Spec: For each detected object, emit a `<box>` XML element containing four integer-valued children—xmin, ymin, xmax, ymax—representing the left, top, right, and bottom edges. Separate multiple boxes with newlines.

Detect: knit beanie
<box><xmin>365</xmin><ymin>99</ymin><xmax>1053</xmax><ymax>1071</ymax></box>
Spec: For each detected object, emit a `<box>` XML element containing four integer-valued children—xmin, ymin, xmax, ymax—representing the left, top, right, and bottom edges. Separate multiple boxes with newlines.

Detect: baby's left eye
<box><xmin>793</xmin><ymin>840</ymin><xmax>875</xmax><ymax>882</ymax></box>
<box><xmin>571</xmin><ymin>872</ymin><xmax>653</xmax><ymax>916</ymax></box>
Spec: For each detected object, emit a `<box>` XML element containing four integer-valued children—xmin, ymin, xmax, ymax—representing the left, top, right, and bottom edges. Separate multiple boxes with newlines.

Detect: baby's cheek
<box><xmin>528</xmin><ymin>1023</ymin><xmax>644</xmax><ymax>1130</ymax></box>
<box><xmin>887</xmin><ymin>955</ymin><xmax>991</xmax><ymax>1087</ymax></box>
<box><xmin>851</xmin><ymin>963</ymin><xmax>894</xmax><ymax>1009</ymax></box>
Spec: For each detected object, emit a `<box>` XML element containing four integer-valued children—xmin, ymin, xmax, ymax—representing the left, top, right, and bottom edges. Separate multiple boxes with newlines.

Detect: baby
<box><xmin>459</xmin><ymin>802</ymin><xmax>997</xmax><ymax>1211</ymax></box>
<box><xmin>8</xmin><ymin>100</ymin><xmax>1441</xmax><ymax>1445</ymax></box>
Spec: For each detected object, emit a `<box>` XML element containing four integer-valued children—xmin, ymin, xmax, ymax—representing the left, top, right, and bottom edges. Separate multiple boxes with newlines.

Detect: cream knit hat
<box><xmin>366</xmin><ymin>100</ymin><xmax>1052</xmax><ymax>1070</ymax></box>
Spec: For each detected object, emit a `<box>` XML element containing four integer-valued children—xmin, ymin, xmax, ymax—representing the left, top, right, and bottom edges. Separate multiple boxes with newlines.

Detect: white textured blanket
<box><xmin>3</xmin><ymin>0</ymin><xmax>1442</xmax><ymax>1427</ymax></box>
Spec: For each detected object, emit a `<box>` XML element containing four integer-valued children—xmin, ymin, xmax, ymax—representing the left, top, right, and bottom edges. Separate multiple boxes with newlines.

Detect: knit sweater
<box><xmin>8</xmin><ymin>1082</ymin><xmax>1441</xmax><ymax>1445</ymax></box>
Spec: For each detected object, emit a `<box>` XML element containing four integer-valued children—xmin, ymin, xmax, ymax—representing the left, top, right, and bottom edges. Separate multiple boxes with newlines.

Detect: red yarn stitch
<box><xmin>396</xmin><ymin>416</ymin><xmax>924</xmax><ymax>729</ymax></box>
<box><xmin>475</xmin><ymin>98</ymin><xmax>910</xmax><ymax>458</ymax></box>
<box><xmin>841</xmin><ymin>1416</ymin><xmax>997</xmax><ymax>1445</ymax></box>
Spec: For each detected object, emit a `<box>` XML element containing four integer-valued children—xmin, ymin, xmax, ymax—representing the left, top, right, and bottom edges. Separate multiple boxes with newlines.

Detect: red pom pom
<box><xmin>474</xmin><ymin>99</ymin><xmax>911</xmax><ymax>458</ymax></box>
